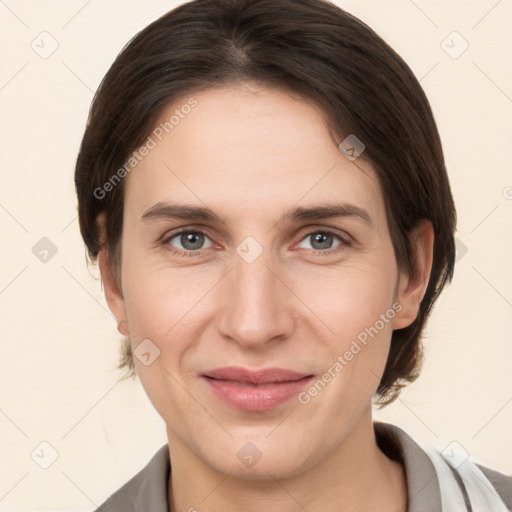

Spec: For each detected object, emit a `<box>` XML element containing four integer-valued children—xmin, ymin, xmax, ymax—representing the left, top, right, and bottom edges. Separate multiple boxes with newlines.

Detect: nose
<box><xmin>216</xmin><ymin>245</ymin><xmax>296</xmax><ymax>349</ymax></box>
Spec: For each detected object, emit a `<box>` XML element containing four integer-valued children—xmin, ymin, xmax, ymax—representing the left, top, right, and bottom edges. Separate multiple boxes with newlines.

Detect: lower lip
<box><xmin>202</xmin><ymin>376</ymin><xmax>313</xmax><ymax>411</ymax></box>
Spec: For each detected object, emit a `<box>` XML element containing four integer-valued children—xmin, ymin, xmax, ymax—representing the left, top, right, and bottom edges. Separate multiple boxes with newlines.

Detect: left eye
<box><xmin>297</xmin><ymin>231</ymin><xmax>345</xmax><ymax>251</ymax></box>
<box><xmin>166</xmin><ymin>231</ymin><xmax>214</xmax><ymax>252</ymax></box>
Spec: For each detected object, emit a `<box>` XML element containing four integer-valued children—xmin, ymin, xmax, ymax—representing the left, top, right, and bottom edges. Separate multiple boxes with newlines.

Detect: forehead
<box><xmin>124</xmin><ymin>83</ymin><xmax>385</xmax><ymax>228</ymax></box>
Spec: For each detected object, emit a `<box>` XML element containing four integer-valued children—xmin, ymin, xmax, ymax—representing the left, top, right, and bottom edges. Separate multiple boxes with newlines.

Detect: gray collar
<box><xmin>374</xmin><ymin>422</ymin><xmax>442</xmax><ymax>511</ymax></box>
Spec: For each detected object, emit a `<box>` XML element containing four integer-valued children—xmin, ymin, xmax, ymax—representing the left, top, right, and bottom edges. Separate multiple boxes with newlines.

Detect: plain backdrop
<box><xmin>0</xmin><ymin>0</ymin><xmax>511</xmax><ymax>510</ymax></box>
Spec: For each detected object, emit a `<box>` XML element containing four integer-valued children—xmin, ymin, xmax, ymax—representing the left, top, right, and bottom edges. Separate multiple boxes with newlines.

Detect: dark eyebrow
<box><xmin>141</xmin><ymin>202</ymin><xmax>228</xmax><ymax>223</ymax></box>
<box><xmin>141</xmin><ymin>201</ymin><xmax>372</xmax><ymax>227</ymax></box>
<box><xmin>281</xmin><ymin>202</ymin><xmax>372</xmax><ymax>226</ymax></box>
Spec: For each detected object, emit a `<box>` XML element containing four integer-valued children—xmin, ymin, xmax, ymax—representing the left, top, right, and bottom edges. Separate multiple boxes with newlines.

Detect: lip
<box><xmin>201</xmin><ymin>366</ymin><xmax>314</xmax><ymax>411</ymax></box>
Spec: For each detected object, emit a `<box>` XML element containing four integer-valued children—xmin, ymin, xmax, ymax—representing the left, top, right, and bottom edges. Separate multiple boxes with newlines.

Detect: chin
<box><xmin>191</xmin><ymin>430</ymin><xmax>318</xmax><ymax>481</ymax></box>
<box><xmin>213</xmin><ymin>450</ymin><xmax>311</xmax><ymax>481</ymax></box>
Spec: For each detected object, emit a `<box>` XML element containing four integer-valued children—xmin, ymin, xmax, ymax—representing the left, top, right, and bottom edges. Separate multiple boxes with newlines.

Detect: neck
<box><xmin>167</xmin><ymin>409</ymin><xmax>407</xmax><ymax>512</ymax></box>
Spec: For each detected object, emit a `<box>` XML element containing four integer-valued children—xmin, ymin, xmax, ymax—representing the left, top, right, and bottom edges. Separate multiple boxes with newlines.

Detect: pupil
<box><xmin>312</xmin><ymin>232</ymin><xmax>332</xmax><ymax>250</ymax></box>
<box><xmin>182</xmin><ymin>232</ymin><xmax>203</xmax><ymax>250</ymax></box>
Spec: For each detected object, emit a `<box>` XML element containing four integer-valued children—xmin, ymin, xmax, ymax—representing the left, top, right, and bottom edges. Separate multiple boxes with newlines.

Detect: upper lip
<box><xmin>203</xmin><ymin>366</ymin><xmax>312</xmax><ymax>384</ymax></box>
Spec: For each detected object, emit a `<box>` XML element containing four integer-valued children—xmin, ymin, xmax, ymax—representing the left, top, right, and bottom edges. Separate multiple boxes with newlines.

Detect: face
<box><xmin>101</xmin><ymin>82</ymin><xmax>426</xmax><ymax>480</ymax></box>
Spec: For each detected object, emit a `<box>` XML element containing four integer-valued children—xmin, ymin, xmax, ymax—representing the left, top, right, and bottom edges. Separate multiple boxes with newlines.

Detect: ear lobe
<box><xmin>393</xmin><ymin>219</ymin><xmax>435</xmax><ymax>330</ymax></box>
<box><xmin>96</xmin><ymin>213</ymin><xmax>128</xmax><ymax>331</ymax></box>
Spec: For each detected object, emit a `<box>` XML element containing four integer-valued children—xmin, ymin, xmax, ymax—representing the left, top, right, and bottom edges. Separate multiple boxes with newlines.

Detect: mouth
<box><xmin>201</xmin><ymin>366</ymin><xmax>314</xmax><ymax>411</ymax></box>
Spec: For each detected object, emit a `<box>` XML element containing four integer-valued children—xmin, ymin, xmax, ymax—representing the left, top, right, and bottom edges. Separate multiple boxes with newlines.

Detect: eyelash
<box><xmin>161</xmin><ymin>227</ymin><xmax>352</xmax><ymax>257</ymax></box>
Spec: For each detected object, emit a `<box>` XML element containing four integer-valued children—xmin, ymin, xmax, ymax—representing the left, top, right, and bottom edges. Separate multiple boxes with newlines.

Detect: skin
<box><xmin>98</xmin><ymin>82</ymin><xmax>434</xmax><ymax>512</ymax></box>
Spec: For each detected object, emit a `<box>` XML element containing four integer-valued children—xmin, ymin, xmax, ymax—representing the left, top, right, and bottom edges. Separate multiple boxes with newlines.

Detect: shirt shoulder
<box><xmin>374</xmin><ymin>421</ymin><xmax>442</xmax><ymax>512</ymax></box>
<box><xmin>374</xmin><ymin>421</ymin><xmax>512</xmax><ymax>512</ymax></box>
<box><xmin>95</xmin><ymin>444</ymin><xmax>170</xmax><ymax>512</ymax></box>
<box><xmin>477</xmin><ymin>463</ymin><xmax>512</xmax><ymax>510</ymax></box>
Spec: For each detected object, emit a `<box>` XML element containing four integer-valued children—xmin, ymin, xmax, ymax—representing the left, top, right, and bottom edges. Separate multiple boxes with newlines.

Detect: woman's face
<box><xmin>103</xmin><ymin>82</ymin><xmax>422</xmax><ymax>479</ymax></box>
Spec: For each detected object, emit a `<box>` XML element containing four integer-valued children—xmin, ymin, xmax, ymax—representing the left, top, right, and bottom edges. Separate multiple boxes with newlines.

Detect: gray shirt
<box><xmin>96</xmin><ymin>422</ymin><xmax>512</xmax><ymax>511</ymax></box>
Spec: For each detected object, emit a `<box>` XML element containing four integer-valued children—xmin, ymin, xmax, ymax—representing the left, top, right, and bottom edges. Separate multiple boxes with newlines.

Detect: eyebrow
<box><xmin>141</xmin><ymin>201</ymin><xmax>373</xmax><ymax>227</ymax></box>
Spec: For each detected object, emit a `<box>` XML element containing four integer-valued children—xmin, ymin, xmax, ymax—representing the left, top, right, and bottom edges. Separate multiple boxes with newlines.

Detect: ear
<box><xmin>96</xmin><ymin>213</ymin><xmax>129</xmax><ymax>336</ymax></box>
<box><xmin>393</xmin><ymin>219</ymin><xmax>434</xmax><ymax>330</ymax></box>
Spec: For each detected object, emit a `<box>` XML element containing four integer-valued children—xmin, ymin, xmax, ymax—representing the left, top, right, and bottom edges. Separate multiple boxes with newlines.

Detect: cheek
<box><xmin>297</xmin><ymin>292</ymin><xmax>395</xmax><ymax>419</ymax></box>
<box><xmin>291</xmin><ymin>260</ymin><xmax>398</xmax><ymax>398</ymax></box>
<box><xmin>121</xmin><ymin>268</ymin><xmax>209</xmax><ymax>419</ymax></box>
<box><xmin>122</xmin><ymin>261</ymin><xmax>215</xmax><ymax>358</ymax></box>
<box><xmin>292</xmin><ymin>260</ymin><xmax>398</xmax><ymax>340</ymax></box>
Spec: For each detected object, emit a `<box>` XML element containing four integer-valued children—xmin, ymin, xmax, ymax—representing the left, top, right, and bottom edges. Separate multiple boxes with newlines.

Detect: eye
<box><xmin>297</xmin><ymin>230</ymin><xmax>348</xmax><ymax>253</ymax></box>
<box><xmin>163</xmin><ymin>229</ymin><xmax>214</xmax><ymax>255</ymax></box>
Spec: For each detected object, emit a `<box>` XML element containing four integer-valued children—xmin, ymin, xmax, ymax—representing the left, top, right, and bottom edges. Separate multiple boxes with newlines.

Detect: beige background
<box><xmin>0</xmin><ymin>0</ymin><xmax>511</xmax><ymax>510</ymax></box>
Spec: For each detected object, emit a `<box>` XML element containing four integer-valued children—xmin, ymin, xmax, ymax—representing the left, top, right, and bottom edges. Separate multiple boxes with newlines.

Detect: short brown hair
<box><xmin>74</xmin><ymin>0</ymin><xmax>456</xmax><ymax>405</ymax></box>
